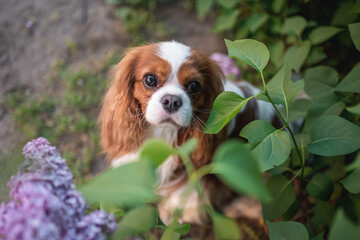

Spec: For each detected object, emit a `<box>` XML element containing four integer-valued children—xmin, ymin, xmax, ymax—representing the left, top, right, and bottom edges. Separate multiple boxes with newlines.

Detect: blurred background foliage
<box><xmin>1</xmin><ymin>0</ymin><xmax>360</xmax><ymax>238</ymax></box>
<box><xmin>195</xmin><ymin>0</ymin><xmax>359</xmax><ymax>80</ymax></box>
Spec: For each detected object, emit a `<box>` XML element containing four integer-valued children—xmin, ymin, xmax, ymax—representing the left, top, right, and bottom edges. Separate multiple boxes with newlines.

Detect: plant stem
<box><xmin>173</xmin><ymin>152</ymin><xmax>214</xmax><ymax>220</ymax></box>
<box><xmin>260</xmin><ymin>72</ymin><xmax>266</xmax><ymax>89</ymax></box>
<box><xmin>264</xmin><ymin>91</ymin><xmax>304</xmax><ymax>178</ymax></box>
<box><xmin>189</xmin><ymin>164</ymin><xmax>215</xmax><ymax>184</ymax></box>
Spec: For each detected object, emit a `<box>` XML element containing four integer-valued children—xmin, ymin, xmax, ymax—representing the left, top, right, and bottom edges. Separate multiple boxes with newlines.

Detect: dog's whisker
<box><xmin>194</xmin><ymin>109</ymin><xmax>212</xmax><ymax>113</ymax></box>
<box><xmin>191</xmin><ymin>116</ymin><xmax>206</xmax><ymax>132</ymax></box>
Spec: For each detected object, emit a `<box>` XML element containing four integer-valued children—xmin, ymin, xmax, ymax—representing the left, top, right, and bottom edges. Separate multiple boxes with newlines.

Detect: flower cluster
<box><xmin>210</xmin><ymin>52</ymin><xmax>241</xmax><ymax>79</ymax></box>
<box><xmin>0</xmin><ymin>137</ymin><xmax>117</xmax><ymax>240</ymax></box>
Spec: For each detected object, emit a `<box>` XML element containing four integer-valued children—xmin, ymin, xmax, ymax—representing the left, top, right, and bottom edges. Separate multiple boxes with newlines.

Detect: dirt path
<box><xmin>0</xmin><ymin>0</ymin><xmax>122</xmax><ymax>157</ymax></box>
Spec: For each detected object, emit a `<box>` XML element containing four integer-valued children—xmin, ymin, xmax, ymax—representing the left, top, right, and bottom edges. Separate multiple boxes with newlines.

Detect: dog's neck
<box><xmin>146</xmin><ymin>126</ymin><xmax>179</xmax><ymax>146</ymax></box>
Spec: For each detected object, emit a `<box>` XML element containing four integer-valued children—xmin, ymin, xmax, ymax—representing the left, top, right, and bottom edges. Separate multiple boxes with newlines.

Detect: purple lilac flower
<box><xmin>25</xmin><ymin>20</ymin><xmax>34</xmax><ymax>29</ymax></box>
<box><xmin>210</xmin><ymin>52</ymin><xmax>241</xmax><ymax>79</ymax></box>
<box><xmin>0</xmin><ymin>137</ymin><xmax>116</xmax><ymax>240</ymax></box>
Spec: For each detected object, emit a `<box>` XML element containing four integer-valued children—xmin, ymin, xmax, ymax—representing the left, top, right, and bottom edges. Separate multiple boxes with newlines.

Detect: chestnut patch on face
<box><xmin>131</xmin><ymin>45</ymin><xmax>172</xmax><ymax>113</ymax></box>
<box><xmin>177</xmin><ymin>49</ymin><xmax>224</xmax><ymax>123</ymax></box>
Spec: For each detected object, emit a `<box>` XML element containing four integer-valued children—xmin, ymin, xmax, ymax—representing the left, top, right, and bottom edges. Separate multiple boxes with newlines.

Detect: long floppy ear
<box><xmin>98</xmin><ymin>48</ymin><xmax>146</xmax><ymax>161</ymax></box>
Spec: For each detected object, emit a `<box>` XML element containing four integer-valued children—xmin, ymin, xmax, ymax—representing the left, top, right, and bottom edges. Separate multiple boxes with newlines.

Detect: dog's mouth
<box><xmin>159</xmin><ymin>118</ymin><xmax>181</xmax><ymax>128</ymax></box>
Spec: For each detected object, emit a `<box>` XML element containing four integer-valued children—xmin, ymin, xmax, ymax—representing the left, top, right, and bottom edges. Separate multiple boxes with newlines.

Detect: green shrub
<box><xmin>81</xmin><ymin>1</ymin><xmax>360</xmax><ymax>239</ymax></box>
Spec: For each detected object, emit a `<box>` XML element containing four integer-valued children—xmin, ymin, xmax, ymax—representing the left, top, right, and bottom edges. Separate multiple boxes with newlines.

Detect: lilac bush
<box><xmin>210</xmin><ymin>52</ymin><xmax>241</xmax><ymax>79</ymax></box>
<box><xmin>0</xmin><ymin>137</ymin><xmax>116</xmax><ymax>240</ymax></box>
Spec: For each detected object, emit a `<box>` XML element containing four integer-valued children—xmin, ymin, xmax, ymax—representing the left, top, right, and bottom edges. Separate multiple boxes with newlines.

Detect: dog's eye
<box><xmin>187</xmin><ymin>81</ymin><xmax>201</xmax><ymax>94</ymax></box>
<box><xmin>143</xmin><ymin>74</ymin><xmax>158</xmax><ymax>88</ymax></box>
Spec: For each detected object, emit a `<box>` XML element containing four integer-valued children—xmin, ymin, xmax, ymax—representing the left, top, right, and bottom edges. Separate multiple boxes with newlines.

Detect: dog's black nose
<box><xmin>161</xmin><ymin>94</ymin><xmax>182</xmax><ymax>113</ymax></box>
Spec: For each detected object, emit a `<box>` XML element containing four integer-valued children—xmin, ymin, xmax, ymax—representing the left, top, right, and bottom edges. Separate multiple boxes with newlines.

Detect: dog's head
<box><xmin>99</xmin><ymin>41</ymin><xmax>224</xmax><ymax>160</ymax></box>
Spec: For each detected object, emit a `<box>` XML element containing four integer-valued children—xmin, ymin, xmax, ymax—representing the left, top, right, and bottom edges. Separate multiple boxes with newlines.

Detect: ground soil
<box><xmin>0</xmin><ymin>0</ymin><xmax>225</xmax><ymax>160</ymax></box>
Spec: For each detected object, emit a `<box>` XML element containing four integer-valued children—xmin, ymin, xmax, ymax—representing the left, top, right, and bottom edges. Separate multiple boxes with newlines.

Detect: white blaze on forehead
<box><xmin>145</xmin><ymin>41</ymin><xmax>193</xmax><ymax>128</ymax></box>
<box><xmin>157</xmin><ymin>41</ymin><xmax>191</xmax><ymax>81</ymax></box>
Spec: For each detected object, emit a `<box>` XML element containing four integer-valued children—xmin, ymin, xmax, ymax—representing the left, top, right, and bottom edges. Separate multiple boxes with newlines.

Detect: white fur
<box><xmin>157</xmin><ymin>184</ymin><xmax>206</xmax><ymax>224</ymax></box>
<box><xmin>111</xmin><ymin>152</ymin><xmax>139</xmax><ymax>168</ymax></box>
<box><xmin>147</xmin><ymin>126</ymin><xmax>182</xmax><ymax>188</ymax></box>
<box><xmin>145</xmin><ymin>84</ymin><xmax>192</xmax><ymax>127</ymax></box>
<box><xmin>149</xmin><ymin>126</ymin><xmax>179</xmax><ymax>143</ymax></box>
<box><xmin>223</xmin><ymin>80</ymin><xmax>245</xmax><ymax>97</ymax></box>
<box><xmin>157</xmin><ymin>41</ymin><xmax>191</xmax><ymax>83</ymax></box>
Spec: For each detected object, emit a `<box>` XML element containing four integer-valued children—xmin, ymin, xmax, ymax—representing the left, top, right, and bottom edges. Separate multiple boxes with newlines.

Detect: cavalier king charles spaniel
<box><xmin>99</xmin><ymin>41</ymin><xmax>277</xmax><ymax>224</ymax></box>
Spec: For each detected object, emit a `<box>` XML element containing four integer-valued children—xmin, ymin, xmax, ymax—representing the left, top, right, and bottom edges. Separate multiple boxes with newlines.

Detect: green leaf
<box><xmin>347</xmin><ymin>152</ymin><xmax>360</xmax><ymax>171</ymax></box>
<box><xmin>260</xmin><ymin>64</ymin><xmax>304</xmax><ymax>120</ymax></box>
<box><xmin>269</xmin><ymin>16</ymin><xmax>282</xmax><ymax>34</ymax></box>
<box><xmin>174</xmin><ymin>223</ymin><xmax>191</xmax><ymax>235</ymax></box>
<box><xmin>340</xmin><ymin>169</ymin><xmax>360</xmax><ymax>194</ymax></box>
<box><xmin>161</xmin><ymin>231</ymin><xmax>180</xmax><ymax>240</ymax></box>
<box><xmin>282</xmin><ymin>40</ymin><xmax>311</xmax><ymax>72</ymax></box>
<box><xmin>335</xmin><ymin>62</ymin><xmax>360</xmax><ymax>93</ymax></box>
<box><xmin>356</xmin><ymin>0</ymin><xmax>360</xmax><ymax>13</ymax></box>
<box><xmin>115</xmin><ymin>7</ymin><xmax>132</xmax><ymax>19</ymax></box>
<box><xmin>213</xmin><ymin>9</ymin><xmax>240</xmax><ymax>32</ymax></box>
<box><xmin>204</xmin><ymin>91</ymin><xmax>251</xmax><ymax>134</ymax></box>
<box><xmin>140</xmin><ymin>139</ymin><xmax>176</xmax><ymax>167</ymax></box>
<box><xmin>329</xmin><ymin>209</ymin><xmax>360</xmax><ymax>240</ymax></box>
<box><xmin>308</xmin><ymin>116</ymin><xmax>360</xmax><ymax>156</ymax></box>
<box><xmin>211</xmin><ymin>210</ymin><xmax>241</xmax><ymax>240</ymax></box>
<box><xmin>307</xmin><ymin>47</ymin><xmax>327</xmax><ymax>65</ymax></box>
<box><xmin>262</xmin><ymin>175</ymin><xmax>295</xmax><ymax>220</ymax></box>
<box><xmin>80</xmin><ymin>161</ymin><xmax>157</xmax><ymax>205</ymax></box>
<box><xmin>212</xmin><ymin>140</ymin><xmax>271</xmax><ymax>202</ymax></box>
<box><xmin>311</xmin><ymin>232</ymin><xmax>324</xmax><ymax>240</ymax></box>
<box><xmin>100</xmin><ymin>203</ymin><xmax>124</xmax><ymax>215</ymax></box>
<box><xmin>309</xmin><ymin>26</ymin><xmax>342</xmax><ymax>45</ymax></box>
<box><xmin>269</xmin><ymin>41</ymin><xmax>285</xmax><ymax>68</ymax></box>
<box><xmin>306</xmin><ymin>173</ymin><xmax>334</xmax><ymax>200</ymax></box>
<box><xmin>349</xmin><ymin>22</ymin><xmax>360</xmax><ymax>51</ymax></box>
<box><xmin>347</xmin><ymin>103</ymin><xmax>360</xmax><ymax>115</ymax></box>
<box><xmin>240</xmin><ymin>120</ymin><xmax>292</xmax><ymax>172</ymax></box>
<box><xmin>160</xmin><ymin>221</ymin><xmax>190</xmax><ymax>240</ymax></box>
<box><xmin>246</xmin><ymin>13</ymin><xmax>269</xmax><ymax>33</ymax></box>
<box><xmin>196</xmin><ymin>0</ymin><xmax>213</xmax><ymax>20</ymax></box>
<box><xmin>282</xmin><ymin>198</ymin><xmax>300</xmax><ymax>221</ymax></box>
<box><xmin>272</xmin><ymin>0</ymin><xmax>287</xmax><ymax>13</ymax></box>
<box><xmin>177</xmin><ymin>138</ymin><xmax>198</xmax><ymax>156</ymax></box>
<box><xmin>304</xmin><ymin>66</ymin><xmax>339</xmax><ymax>99</ymax></box>
<box><xmin>106</xmin><ymin>0</ymin><xmax>121</xmax><ymax>5</ymax></box>
<box><xmin>331</xmin><ymin>2</ymin><xmax>358</xmax><ymax>26</ymax></box>
<box><xmin>225</xmin><ymin>39</ymin><xmax>270</xmax><ymax>73</ymax></box>
<box><xmin>266</xmin><ymin>220</ymin><xmax>309</xmax><ymax>240</ymax></box>
<box><xmin>235</xmin><ymin>24</ymin><xmax>249</xmax><ymax>39</ymax></box>
<box><xmin>302</xmin><ymin>93</ymin><xmax>344</xmax><ymax>132</ymax></box>
<box><xmin>216</xmin><ymin>0</ymin><xmax>240</xmax><ymax>9</ymax></box>
<box><xmin>321</xmin><ymin>101</ymin><xmax>346</xmax><ymax>116</ymax></box>
<box><xmin>288</xmin><ymin>98</ymin><xmax>312</xmax><ymax>122</ymax></box>
<box><xmin>114</xmin><ymin>205</ymin><xmax>158</xmax><ymax>239</ymax></box>
<box><xmin>313</xmin><ymin>201</ymin><xmax>335</xmax><ymax>227</ymax></box>
<box><xmin>281</xmin><ymin>16</ymin><xmax>307</xmax><ymax>36</ymax></box>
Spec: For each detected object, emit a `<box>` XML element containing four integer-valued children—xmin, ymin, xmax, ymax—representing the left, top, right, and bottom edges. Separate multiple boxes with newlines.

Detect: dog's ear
<box><xmin>98</xmin><ymin>48</ymin><xmax>146</xmax><ymax>161</ymax></box>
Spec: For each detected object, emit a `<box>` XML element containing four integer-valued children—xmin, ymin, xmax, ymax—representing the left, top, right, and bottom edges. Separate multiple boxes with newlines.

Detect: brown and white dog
<box><xmin>98</xmin><ymin>41</ymin><xmax>277</xmax><ymax>224</ymax></box>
